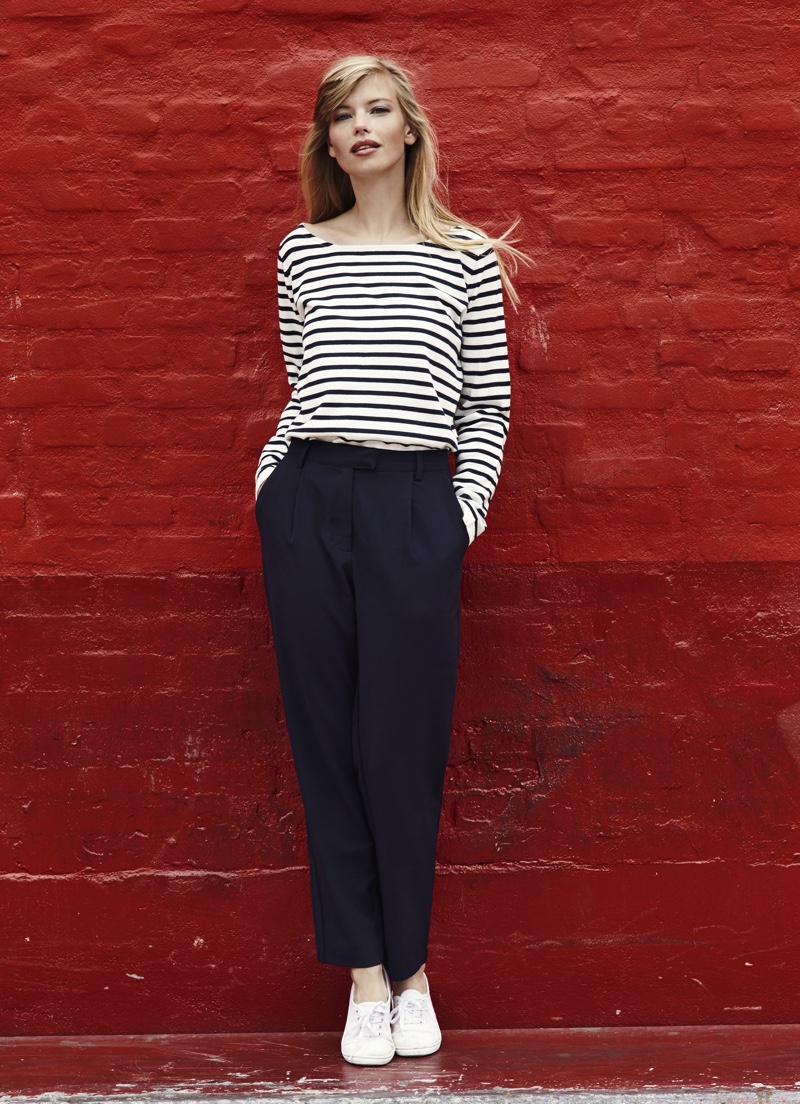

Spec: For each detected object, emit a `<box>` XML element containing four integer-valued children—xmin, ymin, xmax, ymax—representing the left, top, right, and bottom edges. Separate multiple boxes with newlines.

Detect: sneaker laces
<box><xmin>390</xmin><ymin>988</ymin><xmax>427</xmax><ymax>1029</ymax></box>
<box><xmin>354</xmin><ymin>997</ymin><xmax>391</xmax><ymax>1039</ymax></box>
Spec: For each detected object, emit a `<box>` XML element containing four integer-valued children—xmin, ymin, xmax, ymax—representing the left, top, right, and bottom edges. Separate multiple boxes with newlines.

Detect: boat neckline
<box><xmin>298</xmin><ymin>223</ymin><xmax>432</xmax><ymax>248</ymax></box>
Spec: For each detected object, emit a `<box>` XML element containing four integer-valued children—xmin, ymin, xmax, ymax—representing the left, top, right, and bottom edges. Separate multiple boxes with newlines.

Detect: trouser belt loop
<box><xmin>414</xmin><ymin>452</ymin><xmax>424</xmax><ymax>481</ymax></box>
<box><xmin>296</xmin><ymin>440</ymin><xmax>312</xmax><ymax>468</ymax></box>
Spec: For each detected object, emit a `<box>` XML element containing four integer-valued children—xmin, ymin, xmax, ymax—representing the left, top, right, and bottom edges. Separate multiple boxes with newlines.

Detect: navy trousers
<box><xmin>255</xmin><ymin>436</ymin><xmax>469</xmax><ymax>980</ymax></box>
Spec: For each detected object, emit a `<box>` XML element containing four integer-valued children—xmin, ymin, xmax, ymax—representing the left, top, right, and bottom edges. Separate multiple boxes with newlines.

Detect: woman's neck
<box><xmin>338</xmin><ymin>183</ymin><xmax>417</xmax><ymax>244</ymax></box>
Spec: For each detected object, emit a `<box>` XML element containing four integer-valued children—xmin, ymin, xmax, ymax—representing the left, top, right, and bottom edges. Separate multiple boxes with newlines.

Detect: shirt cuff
<box><xmin>457</xmin><ymin>497</ymin><xmax>487</xmax><ymax>545</ymax></box>
<box><xmin>255</xmin><ymin>467</ymin><xmax>275</xmax><ymax>502</ymax></box>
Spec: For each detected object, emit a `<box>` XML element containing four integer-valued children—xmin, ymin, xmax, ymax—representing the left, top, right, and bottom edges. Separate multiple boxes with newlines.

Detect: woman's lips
<box><xmin>352</xmin><ymin>145</ymin><xmax>379</xmax><ymax>155</ymax></box>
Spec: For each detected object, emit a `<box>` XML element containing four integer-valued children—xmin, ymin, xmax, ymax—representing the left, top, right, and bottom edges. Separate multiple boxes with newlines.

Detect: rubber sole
<box><xmin>341</xmin><ymin>1048</ymin><xmax>395</xmax><ymax>1065</ymax></box>
<box><xmin>393</xmin><ymin>1039</ymin><xmax>442</xmax><ymax>1056</ymax></box>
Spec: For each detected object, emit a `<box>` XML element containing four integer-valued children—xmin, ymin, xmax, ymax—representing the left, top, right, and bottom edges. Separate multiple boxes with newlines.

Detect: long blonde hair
<box><xmin>299</xmin><ymin>54</ymin><xmax>531</xmax><ymax>310</ymax></box>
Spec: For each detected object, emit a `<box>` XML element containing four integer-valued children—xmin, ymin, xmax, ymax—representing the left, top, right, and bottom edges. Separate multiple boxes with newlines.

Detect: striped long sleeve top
<box><xmin>255</xmin><ymin>222</ymin><xmax>511</xmax><ymax>544</ymax></box>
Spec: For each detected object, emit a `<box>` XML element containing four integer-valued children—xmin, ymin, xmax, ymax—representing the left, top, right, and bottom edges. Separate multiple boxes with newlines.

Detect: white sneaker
<box><xmin>390</xmin><ymin>971</ymin><xmax>442</xmax><ymax>1056</ymax></box>
<box><xmin>340</xmin><ymin>964</ymin><xmax>395</xmax><ymax>1066</ymax></box>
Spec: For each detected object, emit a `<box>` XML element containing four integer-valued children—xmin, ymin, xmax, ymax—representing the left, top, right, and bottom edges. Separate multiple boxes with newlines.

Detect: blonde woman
<box><xmin>255</xmin><ymin>54</ymin><xmax>527</xmax><ymax>1065</ymax></box>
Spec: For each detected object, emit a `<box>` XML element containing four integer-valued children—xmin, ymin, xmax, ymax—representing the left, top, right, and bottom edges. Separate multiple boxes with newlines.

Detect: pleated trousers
<box><xmin>255</xmin><ymin>436</ymin><xmax>469</xmax><ymax>981</ymax></box>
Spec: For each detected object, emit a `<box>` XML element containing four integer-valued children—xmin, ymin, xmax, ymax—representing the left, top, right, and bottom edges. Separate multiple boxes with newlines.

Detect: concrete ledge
<box><xmin>2</xmin><ymin>1026</ymin><xmax>800</xmax><ymax>1101</ymax></box>
<box><xmin>4</xmin><ymin>1095</ymin><xmax>800</xmax><ymax>1104</ymax></box>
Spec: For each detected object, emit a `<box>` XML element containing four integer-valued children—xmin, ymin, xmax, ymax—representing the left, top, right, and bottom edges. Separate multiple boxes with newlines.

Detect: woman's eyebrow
<box><xmin>335</xmin><ymin>98</ymin><xmax>391</xmax><ymax>109</ymax></box>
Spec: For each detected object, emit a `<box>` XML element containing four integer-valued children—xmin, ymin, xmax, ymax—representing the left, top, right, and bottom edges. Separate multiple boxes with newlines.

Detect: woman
<box><xmin>254</xmin><ymin>54</ymin><xmax>527</xmax><ymax>1065</ymax></box>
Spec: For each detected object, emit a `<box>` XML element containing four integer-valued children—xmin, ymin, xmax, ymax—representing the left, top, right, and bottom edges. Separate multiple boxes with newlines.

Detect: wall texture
<box><xmin>3</xmin><ymin>0</ymin><xmax>800</xmax><ymax>1034</ymax></box>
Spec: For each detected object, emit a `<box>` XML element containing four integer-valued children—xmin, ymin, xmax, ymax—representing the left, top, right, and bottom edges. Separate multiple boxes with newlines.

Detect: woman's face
<box><xmin>327</xmin><ymin>72</ymin><xmax>416</xmax><ymax>176</ymax></box>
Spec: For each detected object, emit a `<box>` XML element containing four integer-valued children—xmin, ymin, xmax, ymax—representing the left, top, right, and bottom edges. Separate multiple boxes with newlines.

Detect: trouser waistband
<box><xmin>287</xmin><ymin>436</ymin><xmax>452</xmax><ymax>473</ymax></box>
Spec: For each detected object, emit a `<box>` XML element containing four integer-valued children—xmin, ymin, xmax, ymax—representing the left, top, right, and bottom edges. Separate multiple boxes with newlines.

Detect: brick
<box><xmin>571</xmin><ymin>15</ymin><xmax>633</xmax><ymax>49</ymax></box>
<box><xmin>161</xmin><ymin>101</ymin><xmax>232</xmax><ymax>134</ymax></box>
<box><xmin>690</xmin><ymin>215</ymin><xmax>800</xmax><ymax>249</ymax></box>
<box><xmin>547</xmin><ymin>300</ymin><xmax>622</xmax><ymax>331</ymax></box>
<box><xmin>31</xmin><ymin>414</ymin><xmax>101</xmax><ymax>448</ymax></box>
<box><xmin>0</xmin><ymin>343</ymin><xmax>14</xmax><ymax>374</ymax></box>
<box><xmin>129</xmin><ymin>140</ymin><xmax>263</xmax><ymax>174</ymax></box>
<box><xmin>0</xmin><ymin>61</ymin><xmax>56</xmax><ymax>97</ymax></box>
<box><xmin>667</xmin><ymin>99</ymin><xmax>734</xmax><ymax>141</ymax></box>
<box><xmin>7</xmin><ymin>0</ymin><xmax>107</xmax><ymax>13</ymax></box>
<box><xmin>699</xmin><ymin>54</ymin><xmax>794</xmax><ymax>90</ymax></box>
<box><xmin>725</xmin><ymin>339</ymin><xmax>793</xmax><ymax>373</ymax></box>
<box><xmin>93</xmin><ymin>23</ymin><xmax>163</xmax><ymax>57</ymax></box>
<box><xmin>537</xmin><ymin>492</ymin><xmax>682</xmax><ymax>527</ymax></box>
<box><xmin>572</xmin><ymin>57</ymin><xmax>689</xmax><ymax>91</ymax></box>
<box><xmin>518</xmin><ymin>335</ymin><xmax>582</xmax><ymax>372</ymax></box>
<box><xmin>596</xmin><ymin>257</ymin><xmax>649</xmax><ymax>284</ymax></box>
<box><xmin>132</xmin><ymin>374</ymin><xmax>240</xmax><ymax>409</ymax></box>
<box><xmin>680</xmin><ymin>294</ymin><xmax>767</xmax><ymax>330</ymax></box>
<box><xmin>0</xmin><ymin>495</ymin><xmax>26</xmax><ymax>527</ymax></box>
<box><xmin>684</xmin><ymin>374</ymin><xmax>781</xmax><ymax>411</ymax></box>
<box><xmin>37</xmin><ymin>494</ymin><xmax>103</xmax><ymax>527</ymax></box>
<box><xmin>655</xmin><ymin>261</ymin><xmax>701</xmax><ymax>286</ymax></box>
<box><xmin>552</xmin><ymin>216</ymin><xmax>663</xmax><ymax>247</ymax></box>
<box><xmin>126</xmin><ymin>296</ymin><xmax>242</xmax><ymax>329</ymax></box>
<box><xmin>0</xmin><ymin>372</ymin><xmax>117</xmax><ymax>408</ymax></box>
<box><xmin>563</xmin><ymin>457</ymin><xmax>690</xmax><ymax>488</ymax></box>
<box><xmin>664</xmin><ymin>173</ymin><xmax>784</xmax><ymax>215</ymax></box>
<box><xmin>94</xmin><ymin>100</ymin><xmax>160</xmax><ymax>135</ymax></box>
<box><xmin>714</xmin><ymin>16</ymin><xmax>800</xmax><ymax>49</ymax></box>
<box><xmin>729</xmin><ymin>252</ymin><xmax>785</xmax><ymax>285</ymax></box>
<box><xmin>735</xmin><ymin>456</ymin><xmax>800</xmax><ymax>490</ymax></box>
<box><xmin>29</xmin><ymin>333</ymin><xmax>102</xmax><ymax>368</ymax></box>
<box><xmin>422</xmin><ymin>56</ymin><xmax>540</xmax><ymax>88</ymax></box>
<box><xmin>555</xmin><ymin>524</ymin><xmax>691</xmax><ymax>561</ymax></box>
<box><xmin>637</xmin><ymin>6</ymin><xmax>706</xmax><ymax>48</ymax></box>
<box><xmin>526</xmin><ymin>97</ymin><xmax>575</xmax><ymax>131</ymax></box>
<box><xmin>745</xmin><ymin>496</ymin><xmax>800</xmax><ymax>525</ymax></box>
<box><xmin>244</xmin><ymin>255</ymin><xmax>274</xmax><ymax>287</ymax></box>
<box><xmin>15</xmin><ymin>299</ymin><xmax>126</xmax><ymax>329</ymax></box>
<box><xmin>97</xmin><ymin>258</ymin><xmax>164</xmax><ymax>289</ymax></box>
<box><xmin>556</xmin><ymin>144</ymin><xmax>683</xmax><ymax>171</ymax></box>
<box><xmin>27</xmin><ymin>261</ymin><xmax>89</xmax><ymax>291</ymax></box>
<box><xmin>131</xmin><ymin>218</ymin><xmax>246</xmax><ymax>251</ymax></box>
<box><xmin>735</xmin><ymin>418</ymin><xmax>800</xmax><ymax>450</ymax></box>
<box><xmin>24</xmin><ymin>99</ymin><xmax>88</xmax><ymax>135</ymax></box>
<box><xmin>738</xmin><ymin>101</ymin><xmax>800</xmax><ymax>132</ymax></box>
<box><xmin>518</xmin><ymin>423</ymin><xmax>586</xmax><ymax>456</ymax></box>
<box><xmin>4</xmin><ymin>140</ymin><xmax>85</xmax><ymax>172</ymax></box>
<box><xmin>665</xmin><ymin>419</ymin><xmax>727</xmax><ymax>457</ymax></box>
<box><xmin>516</xmin><ymin>260</ymin><xmax>574</xmax><ymax>285</ymax></box>
<box><xmin>178</xmin><ymin>180</ymin><xmax>243</xmax><ymax>214</ymax></box>
<box><xmin>195</xmin><ymin>0</ymin><xmax>249</xmax><ymax>9</ymax></box>
<box><xmin>548</xmin><ymin>381</ymin><xmax>673</xmax><ymax>410</ymax></box>
<box><xmin>33</xmin><ymin>178</ymin><xmax>134</xmax><ymax>212</ymax></box>
<box><xmin>658</xmin><ymin>340</ymin><xmax>717</xmax><ymax>370</ymax></box>
<box><xmin>702</xmin><ymin>143</ymin><xmax>798</xmax><ymax>172</ymax></box>
<box><xmin>619</xmin><ymin>296</ymin><xmax>673</xmax><ymax>328</ymax></box>
<box><xmin>106</xmin><ymin>498</ymin><xmax>175</xmax><ymax>527</ymax></box>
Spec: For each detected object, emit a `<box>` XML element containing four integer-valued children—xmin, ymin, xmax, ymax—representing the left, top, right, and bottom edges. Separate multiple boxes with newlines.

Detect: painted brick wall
<box><xmin>3</xmin><ymin>0</ymin><xmax>800</xmax><ymax>1033</ymax></box>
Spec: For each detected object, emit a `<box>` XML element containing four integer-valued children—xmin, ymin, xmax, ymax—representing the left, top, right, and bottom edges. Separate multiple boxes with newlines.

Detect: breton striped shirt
<box><xmin>255</xmin><ymin>222</ymin><xmax>511</xmax><ymax>543</ymax></box>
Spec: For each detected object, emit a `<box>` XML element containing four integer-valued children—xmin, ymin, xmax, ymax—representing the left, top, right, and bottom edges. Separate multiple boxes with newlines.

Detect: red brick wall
<box><xmin>3</xmin><ymin>0</ymin><xmax>800</xmax><ymax>1033</ymax></box>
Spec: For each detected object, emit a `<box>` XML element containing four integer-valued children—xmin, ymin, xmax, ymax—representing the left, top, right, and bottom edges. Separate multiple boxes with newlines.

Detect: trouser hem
<box><xmin>318</xmin><ymin>948</ymin><xmax>386</xmax><ymax>970</ymax></box>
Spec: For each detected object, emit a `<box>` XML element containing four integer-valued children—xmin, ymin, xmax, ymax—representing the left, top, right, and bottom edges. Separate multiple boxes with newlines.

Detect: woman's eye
<box><xmin>333</xmin><ymin>106</ymin><xmax>389</xmax><ymax>122</ymax></box>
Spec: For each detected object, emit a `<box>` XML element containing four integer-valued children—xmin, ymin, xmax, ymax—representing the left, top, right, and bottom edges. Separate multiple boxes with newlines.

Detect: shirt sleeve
<box><xmin>452</xmin><ymin>245</ymin><xmax>511</xmax><ymax>543</ymax></box>
<box><xmin>255</xmin><ymin>243</ymin><xmax>304</xmax><ymax>501</ymax></box>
